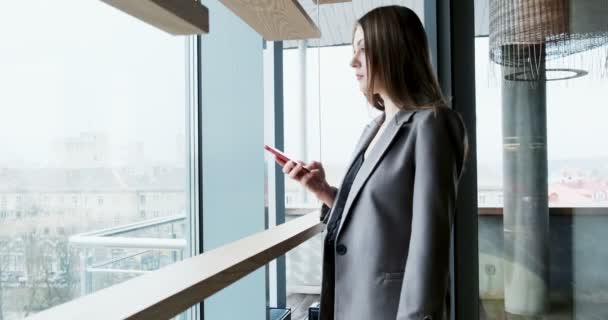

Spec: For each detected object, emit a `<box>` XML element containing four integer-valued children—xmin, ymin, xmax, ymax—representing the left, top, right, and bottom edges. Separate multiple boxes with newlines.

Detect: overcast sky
<box><xmin>1</xmin><ymin>1</ymin><xmax>607</xmax><ymax>179</ymax></box>
<box><xmin>0</xmin><ymin>1</ymin><xmax>187</xmax><ymax>167</ymax></box>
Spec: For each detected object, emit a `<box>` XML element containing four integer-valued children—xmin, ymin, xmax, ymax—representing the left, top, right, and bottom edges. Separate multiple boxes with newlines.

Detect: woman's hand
<box><xmin>276</xmin><ymin>157</ymin><xmax>335</xmax><ymax>205</ymax></box>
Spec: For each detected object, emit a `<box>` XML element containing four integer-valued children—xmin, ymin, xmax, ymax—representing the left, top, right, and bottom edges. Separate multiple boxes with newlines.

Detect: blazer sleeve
<box><xmin>397</xmin><ymin>111</ymin><xmax>460</xmax><ymax>320</ymax></box>
<box><xmin>319</xmin><ymin>186</ymin><xmax>339</xmax><ymax>224</ymax></box>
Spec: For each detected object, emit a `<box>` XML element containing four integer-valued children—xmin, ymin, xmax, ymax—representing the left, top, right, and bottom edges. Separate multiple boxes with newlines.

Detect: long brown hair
<box><xmin>357</xmin><ymin>6</ymin><xmax>469</xmax><ymax>177</ymax></box>
<box><xmin>356</xmin><ymin>5</ymin><xmax>445</xmax><ymax>111</ymax></box>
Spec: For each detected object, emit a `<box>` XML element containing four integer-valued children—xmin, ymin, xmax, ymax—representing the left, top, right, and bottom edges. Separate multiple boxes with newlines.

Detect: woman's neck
<box><xmin>378</xmin><ymin>92</ymin><xmax>402</xmax><ymax>124</ymax></box>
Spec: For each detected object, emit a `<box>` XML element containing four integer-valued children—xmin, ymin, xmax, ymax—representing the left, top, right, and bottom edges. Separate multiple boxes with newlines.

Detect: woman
<box><xmin>276</xmin><ymin>5</ymin><xmax>468</xmax><ymax>320</ymax></box>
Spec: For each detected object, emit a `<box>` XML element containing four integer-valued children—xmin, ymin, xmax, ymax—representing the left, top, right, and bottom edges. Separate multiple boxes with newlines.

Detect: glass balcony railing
<box><xmin>68</xmin><ymin>215</ymin><xmax>187</xmax><ymax>307</ymax></box>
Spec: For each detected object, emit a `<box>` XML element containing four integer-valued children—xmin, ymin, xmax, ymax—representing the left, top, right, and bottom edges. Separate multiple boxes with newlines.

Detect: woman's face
<box><xmin>351</xmin><ymin>25</ymin><xmax>368</xmax><ymax>93</ymax></box>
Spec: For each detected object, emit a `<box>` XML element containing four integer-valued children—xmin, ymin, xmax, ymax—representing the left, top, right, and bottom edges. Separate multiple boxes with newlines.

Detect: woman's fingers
<box><xmin>282</xmin><ymin>160</ymin><xmax>295</xmax><ymax>174</ymax></box>
<box><xmin>275</xmin><ymin>156</ymin><xmax>286</xmax><ymax>167</ymax></box>
<box><xmin>282</xmin><ymin>160</ymin><xmax>302</xmax><ymax>179</ymax></box>
<box><xmin>280</xmin><ymin>160</ymin><xmax>325</xmax><ymax>194</ymax></box>
<box><xmin>288</xmin><ymin>162</ymin><xmax>305</xmax><ymax>179</ymax></box>
<box><xmin>282</xmin><ymin>160</ymin><xmax>322</xmax><ymax>185</ymax></box>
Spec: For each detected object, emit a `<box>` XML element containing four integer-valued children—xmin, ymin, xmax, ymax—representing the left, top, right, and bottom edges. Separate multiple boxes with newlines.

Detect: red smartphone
<box><xmin>264</xmin><ymin>145</ymin><xmax>310</xmax><ymax>173</ymax></box>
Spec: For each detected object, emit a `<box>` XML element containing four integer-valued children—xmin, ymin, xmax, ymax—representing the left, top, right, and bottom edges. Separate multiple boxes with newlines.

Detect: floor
<box><xmin>480</xmin><ymin>299</ymin><xmax>608</xmax><ymax>320</ymax></box>
<box><xmin>287</xmin><ymin>293</ymin><xmax>319</xmax><ymax>320</ymax></box>
<box><xmin>286</xmin><ymin>295</ymin><xmax>608</xmax><ymax>320</ymax></box>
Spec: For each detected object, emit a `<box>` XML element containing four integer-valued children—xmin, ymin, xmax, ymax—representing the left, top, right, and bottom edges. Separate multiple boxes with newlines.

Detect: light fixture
<box><xmin>490</xmin><ymin>0</ymin><xmax>608</xmax><ymax>80</ymax></box>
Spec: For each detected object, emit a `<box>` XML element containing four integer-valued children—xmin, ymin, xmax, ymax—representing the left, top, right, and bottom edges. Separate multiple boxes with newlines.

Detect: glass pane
<box><xmin>0</xmin><ymin>1</ymin><xmax>191</xmax><ymax>318</ymax></box>
<box><xmin>475</xmin><ymin>6</ymin><xmax>608</xmax><ymax>319</ymax></box>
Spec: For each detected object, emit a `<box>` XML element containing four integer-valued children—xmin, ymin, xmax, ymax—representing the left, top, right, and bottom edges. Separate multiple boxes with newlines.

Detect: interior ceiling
<box><xmin>285</xmin><ymin>0</ymin><xmax>423</xmax><ymax>49</ymax></box>
<box><xmin>284</xmin><ymin>0</ymin><xmax>488</xmax><ymax>49</ymax></box>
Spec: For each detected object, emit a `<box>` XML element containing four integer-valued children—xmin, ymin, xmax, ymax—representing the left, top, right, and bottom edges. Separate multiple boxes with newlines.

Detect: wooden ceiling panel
<box><xmin>219</xmin><ymin>0</ymin><xmax>321</xmax><ymax>40</ymax></box>
<box><xmin>101</xmin><ymin>0</ymin><xmax>209</xmax><ymax>35</ymax></box>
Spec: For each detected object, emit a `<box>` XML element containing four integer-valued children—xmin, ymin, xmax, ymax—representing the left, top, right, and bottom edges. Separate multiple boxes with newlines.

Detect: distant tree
<box><xmin>0</xmin><ymin>240</ymin><xmax>8</xmax><ymax>320</ymax></box>
<box><xmin>21</xmin><ymin>233</ymin><xmax>78</xmax><ymax>317</ymax></box>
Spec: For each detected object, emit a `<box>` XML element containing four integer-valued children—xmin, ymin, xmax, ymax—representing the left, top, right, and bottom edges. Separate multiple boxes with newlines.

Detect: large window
<box><xmin>475</xmin><ymin>33</ymin><xmax>608</xmax><ymax>320</ymax></box>
<box><xmin>0</xmin><ymin>1</ymin><xmax>192</xmax><ymax>318</ymax></box>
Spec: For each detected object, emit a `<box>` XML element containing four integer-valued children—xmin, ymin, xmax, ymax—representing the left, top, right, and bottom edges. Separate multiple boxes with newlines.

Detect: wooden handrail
<box><xmin>27</xmin><ymin>212</ymin><xmax>324</xmax><ymax>320</ymax></box>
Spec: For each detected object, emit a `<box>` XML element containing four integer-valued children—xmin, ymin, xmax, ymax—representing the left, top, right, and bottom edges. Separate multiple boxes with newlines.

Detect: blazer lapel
<box><xmin>336</xmin><ymin>109</ymin><xmax>417</xmax><ymax>238</ymax></box>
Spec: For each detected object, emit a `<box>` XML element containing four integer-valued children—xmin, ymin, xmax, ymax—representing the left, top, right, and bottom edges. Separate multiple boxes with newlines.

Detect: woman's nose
<box><xmin>350</xmin><ymin>56</ymin><xmax>358</xmax><ymax>68</ymax></box>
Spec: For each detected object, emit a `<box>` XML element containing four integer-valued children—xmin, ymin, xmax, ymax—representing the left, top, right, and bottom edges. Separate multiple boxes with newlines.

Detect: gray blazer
<box><xmin>319</xmin><ymin>107</ymin><xmax>467</xmax><ymax>320</ymax></box>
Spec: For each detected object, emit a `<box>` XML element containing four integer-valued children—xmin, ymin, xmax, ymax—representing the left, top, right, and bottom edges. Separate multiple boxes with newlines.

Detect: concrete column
<box><xmin>501</xmin><ymin>45</ymin><xmax>550</xmax><ymax>316</ymax></box>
